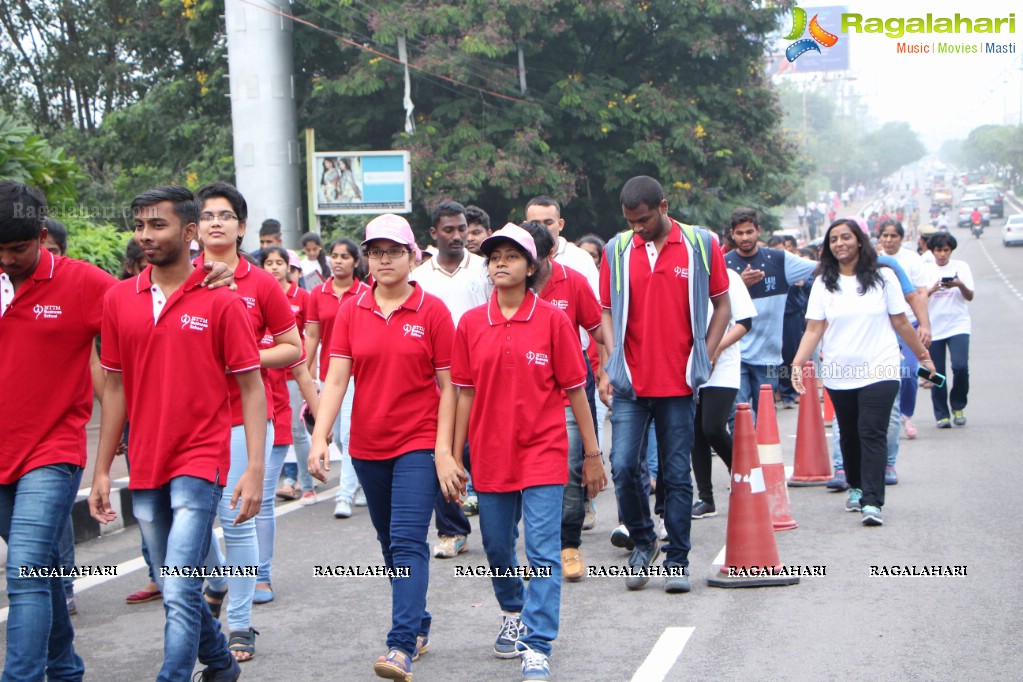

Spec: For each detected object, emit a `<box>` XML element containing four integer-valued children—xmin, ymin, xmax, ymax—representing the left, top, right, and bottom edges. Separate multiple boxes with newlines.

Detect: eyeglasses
<box><xmin>365</xmin><ymin>247</ymin><xmax>410</xmax><ymax>260</ymax></box>
<box><xmin>199</xmin><ymin>212</ymin><xmax>240</xmax><ymax>223</ymax></box>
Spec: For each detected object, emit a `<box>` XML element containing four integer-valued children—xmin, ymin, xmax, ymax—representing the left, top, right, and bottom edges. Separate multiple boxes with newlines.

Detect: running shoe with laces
<box><xmin>691</xmin><ymin>499</ymin><xmax>717</xmax><ymax>519</ymax></box>
<box><xmin>861</xmin><ymin>505</ymin><xmax>884</xmax><ymax>526</ymax></box>
<box><xmin>192</xmin><ymin>657</ymin><xmax>241</xmax><ymax>682</ymax></box>
<box><xmin>517</xmin><ymin>642</ymin><xmax>550</xmax><ymax>682</ymax></box>
<box><xmin>432</xmin><ymin>534</ymin><xmax>467</xmax><ymax>558</ymax></box>
<box><xmin>936</xmin><ymin>418</ymin><xmax>951</xmax><ymax>429</ymax></box>
<box><xmin>494</xmin><ymin>613</ymin><xmax>526</xmax><ymax>658</ymax></box>
<box><xmin>625</xmin><ymin>539</ymin><xmax>660</xmax><ymax>590</ymax></box>
<box><xmin>333</xmin><ymin>499</ymin><xmax>352</xmax><ymax>519</ymax></box>
<box><xmin>953</xmin><ymin>410</ymin><xmax>966</xmax><ymax>426</ymax></box>
<box><xmin>845</xmin><ymin>488</ymin><xmax>862</xmax><ymax>512</ymax></box>
<box><xmin>353</xmin><ymin>485</ymin><xmax>368</xmax><ymax>507</ymax></box>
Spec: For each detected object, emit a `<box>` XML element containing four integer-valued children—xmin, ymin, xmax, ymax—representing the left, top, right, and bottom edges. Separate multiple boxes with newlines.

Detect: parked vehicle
<box><xmin>1003</xmin><ymin>215</ymin><xmax>1023</xmax><ymax>246</ymax></box>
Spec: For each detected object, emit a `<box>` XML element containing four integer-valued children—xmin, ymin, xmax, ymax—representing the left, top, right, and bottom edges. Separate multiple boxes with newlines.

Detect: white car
<box><xmin>1003</xmin><ymin>215</ymin><xmax>1023</xmax><ymax>246</ymax></box>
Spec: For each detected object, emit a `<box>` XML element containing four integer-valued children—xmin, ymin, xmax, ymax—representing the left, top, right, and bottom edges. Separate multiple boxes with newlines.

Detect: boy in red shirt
<box><xmin>90</xmin><ymin>186</ymin><xmax>266</xmax><ymax>682</ymax></box>
<box><xmin>0</xmin><ymin>182</ymin><xmax>116</xmax><ymax>680</ymax></box>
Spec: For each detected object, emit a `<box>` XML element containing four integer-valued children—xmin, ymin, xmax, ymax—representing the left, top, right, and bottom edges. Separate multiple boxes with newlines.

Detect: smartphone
<box><xmin>916</xmin><ymin>365</ymin><xmax>946</xmax><ymax>388</ymax></box>
<box><xmin>940</xmin><ymin>274</ymin><xmax>956</xmax><ymax>287</ymax></box>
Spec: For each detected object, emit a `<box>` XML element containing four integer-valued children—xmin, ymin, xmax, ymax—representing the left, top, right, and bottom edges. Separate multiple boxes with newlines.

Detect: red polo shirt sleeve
<box><xmin>260</xmin><ymin>273</ymin><xmax>298</xmax><ymax>337</ymax></box>
<box><xmin>100</xmin><ymin>288</ymin><xmax>123</xmax><ymax>372</ymax></box>
<box><xmin>329</xmin><ymin>299</ymin><xmax>355</xmax><ymax>360</ymax></box>
<box><xmin>550</xmin><ymin>310</ymin><xmax>588</xmax><ymax>391</ymax></box>
<box><xmin>220</xmin><ymin>297</ymin><xmax>263</xmax><ymax>373</ymax></box>
<box><xmin>305</xmin><ymin>285</ymin><xmax>322</xmax><ymax>324</ymax></box>
<box><xmin>599</xmin><ymin>255</ymin><xmax>612</xmax><ymax>309</ymax></box>
<box><xmin>450</xmin><ymin>322</ymin><xmax>472</xmax><ymax>387</ymax></box>
<box><xmin>569</xmin><ymin>268</ymin><xmax>602</xmax><ymax>332</ymax></box>
<box><xmin>708</xmin><ymin>240</ymin><xmax>729</xmax><ymax>298</ymax></box>
<box><xmin>429</xmin><ymin>299</ymin><xmax>455</xmax><ymax>371</ymax></box>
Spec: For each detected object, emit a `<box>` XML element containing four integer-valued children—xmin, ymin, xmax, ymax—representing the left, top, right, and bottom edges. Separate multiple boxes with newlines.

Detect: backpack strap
<box><xmin>613</xmin><ymin>229</ymin><xmax>634</xmax><ymax>295</ymax></box>
<box><xmin>677</xmin><ymin>222</ymin><xmax>709</xmax><ymax>272</ymax></box>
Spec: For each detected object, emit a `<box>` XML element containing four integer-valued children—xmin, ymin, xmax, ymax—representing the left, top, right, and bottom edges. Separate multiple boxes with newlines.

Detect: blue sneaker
<box><xmin>494</xmin><ymin>613</ymin><xmax>526</xmax><ymax>659</ymax></box>
<box><xmin>826</xmin><ymin>469</ymin><xmax>849</xmax><ymax>492</ymax></box>
<box><xmin>625</xmin><ymin>539</ymin><xmax>660</xmax><ymax>590</ymax></box>
<box><xmin>845</xmin><ymin>488</ymin><xmax>862</xmax><ymax>512</ymax></box>
<box><xmin>885</xmin><ymin>466</ymin><xmax>898</xmax><ymax>485</ymax></box>
<box><xmin>517</xmin><ymin>642</ymin><xmax>550</xmax><ymax>682</ymax></box>
<box><xmin>861</xmin><ymin>505</ymin><xmax>884</xmax><ymax>526</ymax></box>
<box><xmin>663</xmin><ymin>563</ymin><xmax>691</xmax><ymax>593</ymax></box>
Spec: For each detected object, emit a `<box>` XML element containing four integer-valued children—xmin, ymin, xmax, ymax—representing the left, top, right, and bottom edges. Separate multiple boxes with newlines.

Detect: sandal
<box><xmin>373</xmin><ymin>649</ymin><xmax>412</xmax><ymax>681</ymax></box>
<box><xmin>228</xmin><ymin>627</ymin><xmax>259</xmax><ymax>663</ymax></box>
<box><xmin>412</xmin><ymin>634</ymin><xmax>429</xmax><ymax>661</ymax></box>
<box><xmin>203</xmin><ymin>585</ymin><xmax>227</xmax><ymax>619</ymax></box>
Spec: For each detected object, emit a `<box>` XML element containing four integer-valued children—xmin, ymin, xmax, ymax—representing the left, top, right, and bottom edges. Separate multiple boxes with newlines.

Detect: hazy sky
<box><xmin>771</xmin><ymin>0</ymin><xmax>1021</xmax><ymax>150</ymax></box>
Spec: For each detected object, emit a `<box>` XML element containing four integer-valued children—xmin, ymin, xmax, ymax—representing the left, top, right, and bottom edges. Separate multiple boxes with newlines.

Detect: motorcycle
<box><xmin>971</xmin><ymin>216</ymin><xmax>983</xmax><ymax>239</ymax></box>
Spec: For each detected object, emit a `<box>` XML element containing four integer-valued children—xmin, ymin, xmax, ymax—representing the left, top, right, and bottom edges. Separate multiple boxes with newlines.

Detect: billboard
<box><xmin>313</xmin><ymin>151</ymin><xmax>412</xmax><ymax>215</ymax></box>
<box><xmin>771</xmin><ymin>5</ymin><xmax>850</xmax><ymax>74</ymax></box>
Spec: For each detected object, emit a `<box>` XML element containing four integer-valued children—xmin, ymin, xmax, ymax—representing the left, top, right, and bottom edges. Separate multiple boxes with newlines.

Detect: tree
<box><xmin>0</xmin><ymin>111</ymin><xmax>84</xmax><ymax>205</ymax></box>
<box><xmin>860</xmin><ymin>122</ymin><xmax>925</xmax><ymax>179</ymax></box>
<box><xmin>296</xmin><ymin>0</ymin><xmax>801</xmax><ymax>236</ymax></box>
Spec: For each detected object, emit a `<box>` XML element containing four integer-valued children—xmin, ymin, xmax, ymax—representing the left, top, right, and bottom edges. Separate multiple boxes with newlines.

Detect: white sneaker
<box><xmin>582</xmin><ymin>500</ymin><xmax>596</xmax><ymax>530</ymax></box>
<box><xmin>300</xmin><ymin>490</ymin><xmax>317</xmax><ymax>506</ymax></box>
<box><xmin>333</xmin><ymin>499</ymin><xmax>352</xmax><ymax>518</ymax></box>
<box><xmin>353</xmin><ymin>486</ymin><xmax>367</xmax><ymax>507</ymax></box>
<box><xmin>657</xmin><ymin>518</ymin><xmax>668</xmax><ymax>541</ymax></box>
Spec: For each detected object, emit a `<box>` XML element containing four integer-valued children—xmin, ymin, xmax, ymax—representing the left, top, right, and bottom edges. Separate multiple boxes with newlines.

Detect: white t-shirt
<box><xmin>806</xmin><ymin>268</ymin><xmax>907</xmax><ymax>390</ymax></box>
<box><xmin>889</xmin><ymin>246</ymin><xmax>929</xmax><ymax>323</ymax></box>
<box><xmin>409</xmin><ymin>250</ymin><xmax>491</xmax><ymax>325</ymax></box>
<box><xmin>925</xmin><ymin>258</ymin><xmax>973</xmax><ymax>340</ymax></box>
<box><xmin>704</xmin><ymin>269</ymin><xmax>758</xmax><ymax>389</ymax></box>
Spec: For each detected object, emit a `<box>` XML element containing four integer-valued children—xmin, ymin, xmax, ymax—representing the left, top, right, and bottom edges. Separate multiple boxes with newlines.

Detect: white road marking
<box><xmin>979</xmin><ymin>240</ymin><xmax>1023</xmax><ymax>304</ymax></box>
<box><xmin>630</xmin><ymin>627</ymin><xmax>696</xmax><ymax>682</ymax></box>
<box><xmin>713</xmin><ymin>545</ymin><xmax>727</xmax><ymax>566</ymax></box>
<box><xmin>0</xmin><ymin>488</ymin><xmax>337</xmax><ymax>625</ymax></box>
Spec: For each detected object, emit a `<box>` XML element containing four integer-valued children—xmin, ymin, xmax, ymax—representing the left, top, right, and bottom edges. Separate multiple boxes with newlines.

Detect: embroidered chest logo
<box><xmin>673</xmin><ymin>266</ymin><xmax>689</xmax><ymax>279</ymax></box>
<box><xmin>525</xmin><ymin>351</ymin><xmax>549</xmax><ymax>366</ymax></box>
<box><xmin>241</xmin><ymin>296</ymin><xmax>257</xmax><ymax>309</ymax></box>
<box><xmin>260</xmin><ymin>333</ymin><xmax>273</xmax><ymax>345</ymax></box>
<box><xmin>32</xmin><ymin>304</ymin><xmax>62</xmax><ymax>320</ymax></box>
<box><xmin>403</xmin><ymin>323</ymin><xmax>425</xmax><ymax>339</ymax></box>
<box><xmin>550</xmin><ymin>299</ymin><xmax>569</xmax><ymax>310</ymax></box>
<box><xmin>291</xmin><ymin>304</ymin><xmax>302</xmax><ymax>314</ymax></box>
<box><xmin>180</xmin><ymin>314</ymin><xmax>209</xmax><ymax>332</ymax></box>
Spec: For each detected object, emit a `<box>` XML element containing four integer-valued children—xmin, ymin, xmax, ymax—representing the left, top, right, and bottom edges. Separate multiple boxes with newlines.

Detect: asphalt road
<box><xmin>1</xmin><ymin>194</ymin><xmax>1021</xmax><ymax>682</ymax></box>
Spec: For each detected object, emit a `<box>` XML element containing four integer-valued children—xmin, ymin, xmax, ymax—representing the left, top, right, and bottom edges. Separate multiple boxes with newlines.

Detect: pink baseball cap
<box><xmin>288</xmin><ymin>251</ymin><xmax>302</xmax><ymax>269</ymax></box>
<box><xmin>362</xmin><ymin>213</ymin><xmax>420</xmax><ymax>259</ymax></box>
<box><xmin>480</xmin><ymin>223</ymin><xmax>537</xmax><ymax>260</ymax></box>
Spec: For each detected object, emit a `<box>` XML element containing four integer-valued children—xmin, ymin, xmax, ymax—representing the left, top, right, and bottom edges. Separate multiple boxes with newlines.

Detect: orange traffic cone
<box><xmin>708</xmin><ymin>404</ymin><xmax>800</xmax><ymax>588</ymax></box>
<box><xmin>822</xmin><ymin>387</ymin><xmax>835</xmax><ymax>427</ymax></box>
<box><xmin>756</xmin><ymin>385</ymin><xmax>797</xmax><ymax>531</ymax></box>
<box><xmin>788</xmin><ymin>362</ymin><xmax>832</xmax><ymax>486</ymax></box>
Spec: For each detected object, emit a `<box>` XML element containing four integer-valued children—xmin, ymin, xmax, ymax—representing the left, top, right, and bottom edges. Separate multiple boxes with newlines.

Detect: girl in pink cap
<box><xmin>449</xmin><ymin>223</ymin><xmax>604</xmax><ymax>682</ymax></box>
<box><xmin>309</xmin><ymin>214</ymin><xmax>457</xmax><ymax>682</ymax></box>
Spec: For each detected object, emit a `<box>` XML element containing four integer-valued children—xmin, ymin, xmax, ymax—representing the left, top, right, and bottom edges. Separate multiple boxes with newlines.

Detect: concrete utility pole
<box><xmin>224</xmin><ymin>0</ymin><xmax>302</xmax><ymax>251</ymax></box>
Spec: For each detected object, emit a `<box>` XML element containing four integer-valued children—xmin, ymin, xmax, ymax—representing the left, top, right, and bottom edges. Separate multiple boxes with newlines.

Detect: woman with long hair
<box><xmin>791</xmin><ymin>219</ymin><xmax>935</xmax><ymax>527</ymax></box>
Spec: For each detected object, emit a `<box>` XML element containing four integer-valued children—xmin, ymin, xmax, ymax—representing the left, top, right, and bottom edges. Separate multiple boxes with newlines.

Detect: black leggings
<box><xmin>829</xmin><ymin>381</ymin><xmax>899</xmax><ymax>509</ymax></box>
<box><xmin>691</xmin><ymin>386</ymin><xmax>738</xmax><ymax>505</ymax></box>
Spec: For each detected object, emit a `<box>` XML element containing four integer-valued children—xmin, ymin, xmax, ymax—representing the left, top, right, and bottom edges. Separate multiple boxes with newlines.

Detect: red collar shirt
<box><xmin>450</xmin><ymin>291</ymin><xmax>587</xmax><ymax>492</ymax></box>
<box><xmin>539</xmin><ymin>262</ymin><xmax>602</xmax><ymax>406</ymax></box>
<box><xmin>307</xmin><ymin>278</ymin><xmax>371</xmax><ymax>381</ymax></box>
<box><xmin>329</xmin><ymin>282</ymin><xmax>454</xmax><ymax>460</ymax></box>
<box><xmin>0</xmin><ymin>249</ymin><xmax>116</xmax><ymax>483</ymax></box>
<box><xmin>598</xmin><ymin>220</ymin><xmax>729</xmax><ymax>397</ymax></box>
<box><xmin>281</xmin><ymin>281</ymin><xmax>310</xmax><ymax>381</ymax></box>
<box><xmin>100</xmin><ymin>265</ymin><xmax>261</xmax><ymax>489</ymax></box>
<box><xmin>215</xmin><ymin>257</ymin><xmax>297</xmax><ymax>426</ymax></box>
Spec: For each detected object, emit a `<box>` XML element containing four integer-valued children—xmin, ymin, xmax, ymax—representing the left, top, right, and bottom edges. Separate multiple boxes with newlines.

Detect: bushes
<box><xmin>63</xmin><ymin>218</ymin><xmax>131</xmax><ymax>275</ymax></box>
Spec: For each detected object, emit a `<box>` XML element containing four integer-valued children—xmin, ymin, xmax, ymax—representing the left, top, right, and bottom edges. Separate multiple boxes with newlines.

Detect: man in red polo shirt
<box><xmin>0</xmin><ymin>182</ymin><xmax>116</xmax><ymax>680</ymax></box>
<box><xmin>598</xmin><ymin>176</ymin><xmax>731</xmax><ymax>593</ymax></box>
<box><xmin>89</xmin><ymin>185</ymin><xmax>265</xmax><ymax>682</ymax></box>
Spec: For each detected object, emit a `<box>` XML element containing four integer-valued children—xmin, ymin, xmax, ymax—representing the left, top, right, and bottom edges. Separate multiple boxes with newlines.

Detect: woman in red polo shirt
<box><xmin>195</xmin><ymin>183</ymin><xmax>303</xmax><ymax>662</ymax></box>
<box><xmin>450</xmin><ymin>223</ymin><xmax>605</xmax><ymax>682</ymax></box>
<box><xmin>256</xmin><ymin>246</ymin><xmax>322</xmax><ymax>604</ymax></box>
<box><xmin>308</xmin><ymin>214</ymin><xmax>458</xmax><ymax>682</ymax></box>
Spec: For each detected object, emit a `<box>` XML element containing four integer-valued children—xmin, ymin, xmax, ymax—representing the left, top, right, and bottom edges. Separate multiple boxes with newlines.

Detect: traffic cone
<box><xmin>708</xmin><ymin>404</ymin><xmax>800</xmax><ymax>588</ymax></box>
<box><xmin>756</xmin><ymin>385</ymin><xmax>797</xmax><ymax>531</ymax></box>
<box><xmin>822</xmin><ymin>387</ymin><xmax>835</xmax><ymax>427</ymax></box>
<box><xmin>788</xmin><ymin>362</ymin><xmax>832</xmax><ymax>486</ymax></box>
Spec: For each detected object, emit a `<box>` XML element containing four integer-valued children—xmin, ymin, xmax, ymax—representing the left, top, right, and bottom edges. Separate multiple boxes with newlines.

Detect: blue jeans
<box><xmin>58</xmin><ymin>512</ymin><xmax>75</xmax><ymax>598</ymax></box>
<box><xmin>124</xmin><ymin>444</ymin><xmax>157</xmax><ymax>584</ymax></box>
<box><xmin>929</xmin><ymin>334</ymin><xmax>970</xmax><ymax>421</ymax></box>
<box><xmin>736</xmin><ymin>362</ymin><xmax>777</xmax><ymax>423</ymax></box>
<box><xmin>610</xmin><ymin>392</ymin><xmax>695</xmax><ymax>567</ymax></box>
<box><xmin>0</xmin><ymin>464</ymin><xmax>84</xmax><ymax>682</ymax></box>
<box><xmin>333</xmin><ymin>378</ymin><xmax>360</xmax><ymax>503</ymax></box>
<box><xmin>561</xmin><ymin>407</ymin><xmax>585</xmax><ymax>549</ymax></box>
<box><xmin>898</xmin><ymin>322</ymin><xmax>919</xmax><ymax>417</ymax></box>
<box><xmin>287</xmin><ymin>379</ymin><xmax>314</xmax><ymax>492</ymax></box>
<box><xmin>133</xmin><ymin>476</ymin><xmax>233</xmax><ymax>682</ymax></box>
<box><xmin>478</xmin><ymin>485</ymin><xmax>563</xmax><ymax>657</ymax></box>
<box><xmin>256</xmin><ymin>442</ymin><xmax>289</xmax><ymax>584</ymax></box>
<box><xmin>351</xmin><ymin>450</ymin><xmax>437</xmax><ymax>658</ymax></box>
<box><xmin>205</xmin><ymin>422</ymin><xmax>271</xmax><ymax>631</ymax></box>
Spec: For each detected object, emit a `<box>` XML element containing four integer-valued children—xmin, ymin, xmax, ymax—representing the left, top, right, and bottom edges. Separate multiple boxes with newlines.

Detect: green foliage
<box><xmin>961</xmin><ymin>125</ymin><xmax>1023</xmax><ymax>170</ymax></box>
<box><xmin>0</xmin><ymin>112</ymin><xmax>85</xmax><ymax>205</ymax></box>
<box><xmin>63</xmin><ymin>218</ymin><xmax>131</xmax><ymax>275</ymax></box>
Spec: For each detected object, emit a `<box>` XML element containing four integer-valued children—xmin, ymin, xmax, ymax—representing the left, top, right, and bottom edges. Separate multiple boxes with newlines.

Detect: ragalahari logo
<box><xmin>784</xmin><ymin>4</ymin><xmax>839</xmax><ymax>62</ymax></box>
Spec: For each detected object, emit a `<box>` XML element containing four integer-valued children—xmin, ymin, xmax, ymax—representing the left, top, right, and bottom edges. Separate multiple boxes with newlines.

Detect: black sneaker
<box><xmin>193</xmin><ymin>658</ymin><xmax>241</xmax><ymax>682</ymax></box>
<box><xmin>610</xmin><ymin>524</ymin><xmax>634</xmax><ymax>551</ymax></box>
<box><xmin>691</xmin><ymin>499</ymin><xmax>717</xmax><ymax>519</ymax></box>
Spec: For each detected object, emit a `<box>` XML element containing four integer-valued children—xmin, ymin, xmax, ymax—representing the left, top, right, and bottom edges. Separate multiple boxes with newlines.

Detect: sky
<box><xmin>769</xmin><ymin>0</ymin><xmax>1021</xmax><ymax>151</ymax></box>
